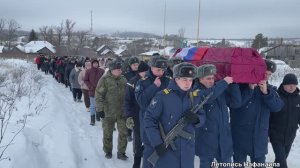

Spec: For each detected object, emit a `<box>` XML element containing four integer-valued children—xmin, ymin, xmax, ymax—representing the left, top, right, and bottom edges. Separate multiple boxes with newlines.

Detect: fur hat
<box><xmin>108</xmin><ymin>60</ymin><xmax>123</xmax><ymax>70</ymax></box>
<box><xmin>197</xmin><ymin>64</ymin><xmax>217</xmax><ymax>78</ymax></box>
<box><xmin>168</xmin><ymin>57</ymin><xmax>183</xmax><ymax>68</ymax></box>
<box><xmin>265</xmin><ymin>59</ymin><xmax>277</xmax><ymax>73</ymax></box>
<box><xmin>173</xmin><ymin>62</ymin><xmax>196</xmax><ymax>78</ymax></box>
<box><xmin>148</xmin><ymin>56</ymin><xmax>168</xmax><ymax>69</ymax></box>
<box><xmin>128</xmin><ymin>57</ymin><xmax>140</xmax><ymax>66</ymax></box>
<box><xmin>137</xmin><ymin>61</ymin><xmax>149</xmax><ymax>73</ymax></box>
<box><xmin>282</xmin><ymin>73</ymin><xmax>298</xmax><ymax>85</ymax></box>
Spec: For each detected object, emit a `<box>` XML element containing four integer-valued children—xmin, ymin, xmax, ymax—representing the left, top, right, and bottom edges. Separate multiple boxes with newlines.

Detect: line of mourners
<box><xmin>34</xmin><ymin>53</ymin><xmax>300</xmax><ymax>168</ymax></box>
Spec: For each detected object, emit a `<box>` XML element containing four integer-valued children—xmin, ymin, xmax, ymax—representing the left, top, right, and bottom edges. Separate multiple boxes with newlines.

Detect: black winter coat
<box><xmin>269</xmin><ymin>85</ymin><xmax>300</xmax><ymax>145</ymax></box>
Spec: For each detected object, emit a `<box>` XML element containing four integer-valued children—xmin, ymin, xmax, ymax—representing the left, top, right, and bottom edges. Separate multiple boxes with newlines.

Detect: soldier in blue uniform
<box><xmin>124</xmin><ymin>56</ymin><xmax>140</xmax><ymax>142</ymax></box>
<box><xmin>124</xmin><ymin>61</ymin><xmax>149</xmax><ymax>168</ymax></box>
<box><xmin>194</xmin><ymin>64</ymin><xmax>241</xmax><ymax>168</ymax></box>
<box><xmin>135</xmin><ymin>56</ymin><xmax>171</xmax><ymax>168</ymax></box>
<box><xmin>230</xmin><ymin>59</ymin><xmax>284</xmax><ymax>168</ymax></box>
<box><xmin>144</xmin><ymin>62</ymin><xmax>206</xmax><ymax>168</ymax></box>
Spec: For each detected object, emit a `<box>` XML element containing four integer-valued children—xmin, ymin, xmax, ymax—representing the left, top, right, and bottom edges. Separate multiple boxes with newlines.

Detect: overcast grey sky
<box><xmin>0</xmin><ymin>0</ymin><xmax>299</xmax><ymax>39</ymax></box>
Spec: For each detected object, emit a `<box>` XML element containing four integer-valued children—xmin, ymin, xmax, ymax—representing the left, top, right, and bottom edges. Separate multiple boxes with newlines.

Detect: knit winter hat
<box><xmin>265</xmin><ymin>59</ymin><xmax>277</xmax><ymax>73</ymax></box>
<box><xmin>197</xmin><ymin>64</ymin><xmax>217</xmax><ymax>78</ymax></box>
<box><xmin>128</xmin><ymin>57</ymin><xmax>140</xmax><ymax>66</ymax></box>
<box><xmin>282</xmin><ymin>73</ymin><xmax>298</xmax><ymax>85</ymax></box>
<box><xmin>137</xmin><ymin>61</ymin><xmax>149</xmax><ymax>73</ymax></box>
<box><xmin>173</xmin><ymin>62</ymin><xmax>196</xmax><ymax>78</ymax></box>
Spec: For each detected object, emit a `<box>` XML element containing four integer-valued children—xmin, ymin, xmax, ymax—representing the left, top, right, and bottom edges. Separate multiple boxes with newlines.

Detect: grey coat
<box><xmin>69</xmin><ymin>68</ymin><xmax>81</xmax><ymax>89</ymax></box>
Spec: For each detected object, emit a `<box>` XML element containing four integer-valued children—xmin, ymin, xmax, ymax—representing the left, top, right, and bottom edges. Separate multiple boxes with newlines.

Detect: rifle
<box><xmin>147</xmin><ymin>92</ymin><xmax>213</xmax><ymax>167</ymax></box>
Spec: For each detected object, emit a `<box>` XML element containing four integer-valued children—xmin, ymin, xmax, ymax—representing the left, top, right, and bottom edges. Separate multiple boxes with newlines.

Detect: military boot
<box><xmin>96</xmin><ymin>112</ymin><xmax>101</xmax><ymax>121</ymax></box>
<box><xmin>117</xmin><ymin>152</ymin><xmax>128</xmax><ymax>160</ymax></box>
<box><xmin>132</xmin><ymin>156</ymin><xmax>142</xmax><ymax>168</ymax></box>
<box><xmin>90</xmin><ymin>115</ymin><xmax>95</xmax><ymax>126</ymax></box>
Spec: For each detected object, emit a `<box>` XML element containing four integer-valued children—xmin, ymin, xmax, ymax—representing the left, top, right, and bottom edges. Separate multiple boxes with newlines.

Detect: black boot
<box><xmin>132</xmin><ymin>156</ymin><xmax>142</xmax><ymax>168</ymax></box>
<box><xmin>96</xmin><ymin>112</ymin><xmax>101</xmax><ymax>121</ymax></box>
<box><xmin>90</xmin><ymin>115</ymin><xmax>95</xmax><ymax>126</ymax></box>
<box><xmin>117</xmin><ymin>152</ymin><xmax>128</xmax><ymax>160</ymax></box>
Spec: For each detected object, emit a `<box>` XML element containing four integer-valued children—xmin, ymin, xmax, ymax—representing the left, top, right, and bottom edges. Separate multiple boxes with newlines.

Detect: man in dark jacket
<box><xmin>231</xmin><ymin>59</ymin><xmax>284</xmax><ymax>167</ymax></box>
<box><xmin>124</xmin><ymin>56</ymin><xmax>140</xmax><ymax>142</ymax></box>
<box><xmin>124</xmin><ymin>61</ymin><xmax>149</xmax><ymax>168</ymax></box>
<box><xmin>84</xmin><ymin>59</ymin><xmax>105</xmax><ymax>125</ymax></box>
<box><xmin>135</xmin><ymin>56</ymin><xmax>171</xmax><ymax>168</ymax></box>
<box><xmin>65</xmin><ymin>58</ymin><xmax>76</xmax><ymax>90</ymax></box>
<box><xmin>124</xmin><ymin>57</ymin><xmax>140</xmax><ymax>80</ymax></box>
<box><xmin>269</xmin><ymin>73</ymin><xmax>300</xmax><ymax>168</ymax></box>
<box><xmin>194</xmin><ymin>64</ymin><xmax>241</xmax><ymax>168</ymax></box>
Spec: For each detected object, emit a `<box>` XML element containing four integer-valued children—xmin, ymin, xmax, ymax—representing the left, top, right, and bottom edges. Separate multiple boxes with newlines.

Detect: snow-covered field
<box><xmin>0</xmin><ymin>58</ymin><xmax>299</xmax><ymax>168</ymax></box>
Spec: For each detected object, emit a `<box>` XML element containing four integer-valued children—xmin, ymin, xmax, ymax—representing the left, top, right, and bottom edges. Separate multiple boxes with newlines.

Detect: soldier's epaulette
<box><xmin>192</xmin><ymin>89</ymin><xmax>200</xmax><ymax>97</ymax></box>
<box><xmin>163</xmin><ymin>89</ymin><xmax>172</xmax><ymax>95</ymax></box>
<box><xmin>165</xmin><ymin>76</ymin><xmax>173</xmax><ymax>80</ymax></box>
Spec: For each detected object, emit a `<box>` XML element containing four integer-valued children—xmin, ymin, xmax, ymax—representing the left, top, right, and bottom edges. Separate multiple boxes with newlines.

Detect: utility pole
<box><xmin>196</xmin><ymin>0</ymin><xmax>201</xmax><ymax>47</ymax></box>
<box><xmin>90</xmin><ymin>10</ymin><xmax>93</xmax><ymax>33</ymax></box>
<box><xmin>163</xmin><ymin>0</ymin><xmax>167</xmax><ymax>54</ymax></box>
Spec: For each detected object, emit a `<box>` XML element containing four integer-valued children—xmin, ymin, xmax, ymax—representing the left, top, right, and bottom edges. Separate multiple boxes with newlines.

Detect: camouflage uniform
<box><xmin>95</xmin><ymin>71</ymin><xmax>128</xmax><ymax>155</ymax></box>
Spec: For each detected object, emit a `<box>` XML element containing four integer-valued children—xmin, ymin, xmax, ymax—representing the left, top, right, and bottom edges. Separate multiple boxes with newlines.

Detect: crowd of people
<box><xmin>35</xmin><ymin>54</ymin><xmax>300</xmax><ymax>168</ymax></box>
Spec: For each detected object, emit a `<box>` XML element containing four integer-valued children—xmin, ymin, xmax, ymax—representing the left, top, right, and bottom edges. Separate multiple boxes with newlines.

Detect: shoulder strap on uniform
<box><xmin>163</xmin><ymin>89</ymin><xmax>172</xmax><ymax>95</ymax></box>
<box><xmin>189</xmin><ymin>89</ymin><xmax>200</xmax><ymax>104</ymax></box>
<box><xmin>192</xmin><ymin>89</ymin><xmax>199</xmax><ymax>97</ymax></box>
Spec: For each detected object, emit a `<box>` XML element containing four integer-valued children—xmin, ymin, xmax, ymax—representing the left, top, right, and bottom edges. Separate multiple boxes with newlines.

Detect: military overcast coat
<box><xmin>135</xmin><ymin>70</ymin><xmax>171</xmax><ymax>144</ymax></box>
<box><xmin>194</xmin><ymin>80</ymin><xmax>242</xmax><ymax>159</ymax></box>
<box><xmin>230</xmin><ymin>84</ymin><xmax>284</xmax><ymax>158</ymax></box>
<box><xmin>144</xmin><ymin>80</ymin><xmax>205</xmax><ymax>168</ymax></box>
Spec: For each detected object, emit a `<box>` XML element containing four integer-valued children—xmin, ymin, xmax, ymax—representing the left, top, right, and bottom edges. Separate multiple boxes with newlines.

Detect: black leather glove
<box><xmin>184</xmin><ymin>111</ymin><xmax>199</xmax><ymax>124</ymax></box>
<box><xmin>155</xmin><ymin>143</ymin><xmax>167</xmax><ymax>156</ymax></box>
<box><xmin>98</xmin><ymin>111</ymin><xmax>105</xmax><ymax>119</ymax></box>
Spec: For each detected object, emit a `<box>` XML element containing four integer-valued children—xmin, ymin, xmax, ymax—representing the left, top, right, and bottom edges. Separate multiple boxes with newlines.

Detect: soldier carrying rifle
<box><xmin>143</xmin><ymin>62</ymin><xmax>208</xmax><ymax>168</ymax></box>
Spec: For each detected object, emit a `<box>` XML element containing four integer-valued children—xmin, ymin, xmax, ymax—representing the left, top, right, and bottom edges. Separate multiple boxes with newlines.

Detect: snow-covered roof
<box><xmin>19</xmin><ymin>41</ymin><xmax>56</xmax><ymax>54</ymax></box>
<box><xmin>101</xmin><ymin>49</ymin><xmax>112</xmax><ymax>55</ymax></box>
<box><xmin>258</xmin><ymin>47</ymin><xmax>271</xmax><ymax>54</ymax></box>
<box><xmin>0</xmin><ymin>46</ymin><xmax>4</xmax><ymax>53</ymax></box>
<box><xmin>114</xmin><ymin>45</ymin><xmax>128</xmax><ymax>56</ymax></box>
<box><xmin>96</xmin><ymin>45</ymin><xmax>106</xmax><ymax>52</ymax></box>
<box><xmin>159</xmin><ymin>46</ymin><xmax>175</xmax><ymax>56</ymax></box>
<box><xmin>139</xmin><ymin>50</ymin><xmax>160</xmax><ymax>56</ymax></box>
<box><xmin>114</xmin><ymin>48</ymin><xmax>126</xmax><ymax>56</ymax></box>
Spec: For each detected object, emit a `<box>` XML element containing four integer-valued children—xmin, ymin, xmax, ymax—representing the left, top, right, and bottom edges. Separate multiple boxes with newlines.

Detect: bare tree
<box><xmin>39</xmin><ymin>26</ymin><xmax>48</xmax><ymax>41</ymax></box>
<box><xmin>47</xmin><ymin>27</ymin><xmax>55</xmax><ymax>44</ymax></box>
<box><xmin>74</xmin><ymin>31</ymin><xmax>88</xmax><ymax>54</ymax></box>
<box><xmin>65</xmin><ymin>19</ymin><xmax>76</xmax><ymax>53</ymax></box>
<box><xmin>6</xmin><ymin>19</ymin><xmax>21</xmax><ymax>48</ymax></box>
<box><xmin>39</xmin><ymin>26</ymin><xmax>55</xmax><ymax>44</ymax></box>
<box><xmin>54</xmin><ymin>21</ymin><xmax>64</xmax><ymax>47</ymax></box>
